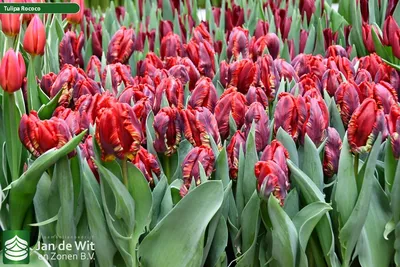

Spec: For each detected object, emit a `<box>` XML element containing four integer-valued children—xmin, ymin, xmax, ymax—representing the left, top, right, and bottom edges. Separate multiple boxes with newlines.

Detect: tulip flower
<box><xmin>188</xmin><ymin>77</ymin><xmax>218</xmax><ymax>112</ymax></box>
<box><xmin>382</xmin><ymin>16</ymin><xmax>399</xmax><ymax>46</ymax></box>
<box><xmin>358</xmin><ymin>54</ymin><xmax>382</xmax><ymax>78</ymax></box>
<box><xmin>71</xmin><ymin>78</ymin><xmax>102</xmax><ymax>104</ymax></box>
<box><xmin>224</xmin><ymin>3</ymin><xmax>245</xmax><ymax>32</ymax></box>
<box><xmin>180</xmin><ymin>146</ymin><xmax>215</xmax><ymax>197</ymax></box>
<box><xmin>227</xmin><ymin>27</ymin><xmax>249</xmax><ymax>60</ymax></box>
<box><xmin>0</xmin><ymin>11</ymin><xmax>20</xmax><ymax>37</ymax></box>
<box><xmin>159</xmin><ymin>20</ymin><xmax>174</xmax><ymax>39</ymax></box>
<box><xmin>132</xmin><ymin>147</ymin><xmax>161</xmax><ymax>186</ymax></box>
<box><xmin>348</xmin><ymin>98</ymin><xmax>387</xmax><ymax>154</ymax></box>
<box><xmin>168</xmin><ymin>65</ymin><xmax>190</xmax><ymax>87</ymax></box>
<box><xmin>102</xmin><ymin>63</ymin><xmax>135</xmax><ymax>95</ymax></box>
<box><xmin>80</xmin><ymin>135</ymin><xmax>98</xmax><ymax>180</ymax></box>
<box><xmin>292</xmin><ymin>54</ymin><xmax>326</xmax><ymax>79</ymax></box>
<box><xmin>0</xmin><ymin>49</ymin><xmax>26</xmax><ymax>93</ymax></box>
<box><xmin>298</xmin><ymin>96</ymin><xmax>330</xmax><ymax>146</ymax></box>
<box><xmin>95</xmin><ymin>103</ymin><xmax>143</xmax><ymax>161</ymax></box>
<box><xmin>119</xmin><ymin>84</ymin><xmax>156</xmax><ymax>106</ymax></box>
<box><xmin>362</xmin><ymin>24</ymin><xmax>376</xmax><ymax>53</ymax></box>
<box><xmin>250</xmin><ymin>33</ymin><xmax>281</xmax><ymax>60</ymax></box>
<box><xmin>373</xmin><ymin>81</ymin><xmax>398</xmax><ymax>114</ymax></box>
<box><xmin>254</xmin><ymin>20</ymin><xmax>270</xmax><ymax>40</ymax></box>
<box><xmin>66</xmin><ymin>0</ymin><xmax>84</xmax><ymax>24</ymax></box>
<box><xmin>59</xmin><ymin>31</ymin><xmax>85</xmax><ymax>68</ymax></box>
<box><xmin>227</xmin><ymin>131</ymin><xmax>247</xmax><ymax>179</ymax></box>
<box><xmin>219</xmin><ymin>60</ymin><xmax>230</xmax><ymax>88</ymax></box>
<box><xmin>160</xmin><ymin>33</ymin><xmax>184</xmax><ymax>59</ymax></box>
<box><xmin>274</xmin><ymin>9</ymin><xmax>292</xmax><ymax>40</ymax></box>
<box><xmin>374</xmin><ymin>64</ymin><xmax>400</xmax><ymax>95</ymax></box>
<box><xmin>19</xmin><ymin>111</ymin><xmax>73</xmax><ymax>158</ymax></box>
<box><xmin>260</xmin><ymin>140</ymin><xmax>290</xmax><ymax>177</ymax></box>
<box><xmin>153</xmin><ymin>107</ymin><xmax>183</xmax><ymax>156</ymax></box>
<box><xmin>40</xmin><ymin>72</ymin><xmax>57</xmax><ymax>96</ymax></box>
<box><xmin>294</xmin><ymin>73</ymin><xmax>322</xmax><ymax>96</ymax></box>
<box><xmin>244</xmin><ymin>102</ymin><xmax>270</xmax><ymax>152</ymax></box>
<box><xmin>355</xmin><ymin>69</ymin><xmax>373</xmax><ymax>84</ymax></box>
<box><xmin>192</xmin><ymin>23</ymin><xmax>213</xmax><ymax>45</ymax></box>
<box><xmin>387</xmin><ymin>104</ymin><xmax>400</xmax><ymax>159</ymax></box>
<box><xmin>23</xmin><ymin>15</ymin><xmax>45</xmax><ymax>56</ymax></box>
<box><xmin>274</xmin><ymin>93</ymin><xmax>300</xmax><ymax>141</ymax></box>
<box><xmin>322</xmin><ymin>69</ymin><xmax>343</xmax><ymax>96</ymax></box>
<box><xmin>326</xmin><ymin>56</ymin><xmax>355</xmax><ymax>80</ymax></box>
<box><xmin>323</xmin><ymin>127</ymin><xmax>342</xmax><ymax>178</ymax></box>
<box><xmin>107</xmin><ymin>27</ymin><xmax>135</xmax><ymax>64</ymax></box>
<box><xmin>92</xmin><ymin>23</ymin><xmax>103</xmax><ymax>59</ymax></box>
<box><xmin>255</xmin><ymin>55</ymin><xmax>279</xmax><ymax>101</ymax></box>
<box><xmin>215</xmin><ymin>87</ymin><xmax>248</xmax><ymax>140</ymax></box>
<box><xmin>358</xmin><ymin>81</ymin><xmax>374</xmax><ymax>102</ymax></box>
<box><xmin>227</xmin><ymin>59</ymin><xmax>257</xmax><ymax>94</ymax></box>
<box><xmin>153</xmin><ymin>76</ymin><xmax>184</xmax><ymax>113</ymax></box>
<box><xmin>335</xmin><ymin>81</ymin><xmax>362</xmax><ymax>127</ymax></box>
<box><xmin>86</xmin><ymin>56</ymin><xmax>102</xmax><ymax>80</ymax></box>
<box><xmin>274</xmin><ymin>58</ymin><xmax>298</xmax><ymax>82</ymax></box>
<box><xmin>393</xmin><ymin>29</ymin><xmax>400</xmax><ymax>59</ymax></box>
<box><xmin>255</xmin><ymin>160</ymin><xmax>290</xmax><ymax>205</ymax></box>
<box><xmin>179</xmin><ymin>57</ymin><xmax>200</xmax><ymax>90</ymax></box>
<box><xmin>186</xmin><ymin>38</ymin><xmax>215</xmax><ymax>78</ymax></box>
<box><xmin>53</xmin><ymin>106</ymin><xmax>82</xmax><ymax>135</ymax></box>
<box><xmin>246</xmin><ymin>86</ymin><xmax>269</xmax><ymax>108</ymax></box>
<box><xmin>181</xmin><ymin>107</ymin><xmax>221</xmax><ymax>148</ymax></box>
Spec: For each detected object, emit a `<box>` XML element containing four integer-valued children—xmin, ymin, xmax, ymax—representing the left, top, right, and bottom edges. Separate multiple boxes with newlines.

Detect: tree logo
<box><xmin>2</xmin><ymin>230</ymin><xmax>30</xmax><ymax>264</ymax></box>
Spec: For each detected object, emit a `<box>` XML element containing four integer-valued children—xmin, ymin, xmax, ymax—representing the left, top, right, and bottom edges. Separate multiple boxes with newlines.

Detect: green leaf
<box><xmin>214</xmin><ymin>146</ymin><xmax>230</xmax><ymax>187</ymax></box>
<box><xmin>268</xmin><ymin>196</ymin><xmax>298</xmax><ymax>267</ymax></box>
<box><xmin>37</xmin><ymin>88</ymin><xmax>64</xmax><ymax>120</ymax></box>
<box><xmin>8</xmin><ymin>131</ymin><xmax>86</xmax><ymax>230</ymax></box>
<box><xmin>276</xmin><ymin>128</ymin><xmax>299</xmax><ymax>166</ymax></box>
<box><xmin>205</xmin><ymin>216</ymin><xmax>228</xmax><ymax>267</ymax></box>
<box><xmin>302</xmin><ymin>134</ymin><xmax>324</xmax><ymax>191</ymax></box>
<box><xmin>283</xmin><ymin>188</ymin><xmax>300</xmax><ymax>219</ymax></box>
<box><xmin>139</xmin><ymin>181</ymin><xmax>224</xmax><ymax>267</ymax></box>
<box><xmin>26</xmin><ymin>56</ymin><xmax>41</xmax><ymax>111</ymax></box>
<box><xmin>329</xmin><ymin>98</ymin><xmax>345</xmax><ymax>139</ymax></box>
<box><xmin>385</xmin><ymin>139</ymin><xmax>398</xmax><ymax>192</ymax></box>
<box><xmin>150</xmin><ymin>175</ymin><xmax>168</xmax><ymax>229</ymax></box>
<box><xmin>242</xmin><ymin>124</ymin><xmax>258</xmax><ymax>204</ymax></box>
<box><xmin>339</xmin><ymin>134</ymin><xmax>382</xmax><ymax>266</ymax></box>
<box><xmin>162</xmin><ymin>0</ymin><xmax>174</xmax><ymax>21</ymax></box>
<box><xmin>241</xmin><ymin>191</ymin><xmax>260</xmax><ymax>253</ymax></box>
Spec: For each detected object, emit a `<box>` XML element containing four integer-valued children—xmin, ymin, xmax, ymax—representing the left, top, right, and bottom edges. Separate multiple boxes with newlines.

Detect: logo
<box><xmin>2</xmin><ymin>230</ymin><xmax>30</xmax><ymax>264</ymax></box>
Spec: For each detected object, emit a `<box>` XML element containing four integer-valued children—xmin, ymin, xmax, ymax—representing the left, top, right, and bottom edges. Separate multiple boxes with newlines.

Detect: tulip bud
<box><xmin>254</xmin><ymin>20</ymin><xmax>269</xmax><ymax>40</ymax></box>
<box><xmin>192</xmin><ymin>23</ymin><xmax>213</xmax><ymax>45</ymax></box>
<box><xmin>335</xmin><ymin>81</ymin><xmax>362</xmax><ymax>127</ymax></box>
<box><xmin>188</xmin><ymin>77</ymin><xmax>218</xmax><ymax>112</ymax></box>
<box><xmin>179</xmin><ymin>57</ymin><xmax>200</xmax><ymax>90</ymax></box>
<box><xmin>227</xmin><ymin>27</ymin><xmax>249</xmax><ymax>59</ymax></box>
<box><xmin>160</xmin><ymin>32</ymin><xmax>183</xmax><ymax>59</ymax></box>
<box><xmin>326</xmin><ymin>56</ymin><xmax>355</xmax><ymax>80</ymax></box>
<box><xmin>59</xmin><ymin>31</ymin><xmax>85</xmax><ymax>68</ymax></box>
<box><xmin>358</xmin><ymin>54</ymin><xmax>382</xmax><ymax>78</ymax></box>
<box><xmin>66</xmin><ymin>0</ymin><xmax>84</xmax><ymax>24</ymax></box>
<box><xmin>153</xmin><ymin>76</ymin><xmax>184</xmax><ymax>113</ymax></box>
<box><xmin>180</xmin><ymin>146</ymin><xmax>215</xmax><ymax>196</ymax></box>
<box><xmin>382</xmin><ymin>16</ymin><xmax>399</xmax><ymax>46</ymax></box>
<box><xmin>228</xmin><ymin>59</ymin><xmax>257</xmax><ymax>94</ymax></box>
<box><xmin>119</xmin><ymin>84</ymin><xmax>155</xmax><ymax>106</ymax></box>
<box><xmin>153</xmin><ymin>107</ymin><xmax>182</xmax><ymax>156</ymax></box>
<box><xmin>227</xmin><ymin>131</ymin><xmax>246</xmax><ymax>179</ymax></box>
<box><xmin>393</xmin><ymin>29</ymin><xmax>400</xmax><ymax>59</ymax></box>
<box><xmin>300</xmin><ymin>0</ymin><xmax>315</xmax><ymax>22</ymax></box>
<box><xmin>250</xmin><ymin>33</ymin><xmax>280</xmax><ymax>60</ymax></box>
<box><xmin>246</xmin><ymin>86</ymin><xmax>269</xmax><ymax>107</ymax></box>
<box><xmin>219</xmin><ymin>60</ymin><xmax>230</xmax><ymax>88</ymax></box>
<box><xmin>255</xmin><ymin>160</ymin><xmax>289</xmax><ymax>205</ymax></box>
<box><xmin>274</xmin><ymin>58</ymin><xmax>298</xmax><ymax>82</ymax></box>
<box><xmin>215</xmin><ymin>87</ymin><xmax>248</xmax><ymax>140</ymax></box>
<box><xmin>387</xmin><ymin>104</ymin><xmax>400</xmax><ymax>159</ymax></box>
<box><xmin>19</xmin><ymin>111</ymin><xmax>73</xmax><ymax>158</ymax></box>
<box><xmin>186</xmin><ymin>39</ymin><xmax>215</xmax><ymax>78</ymax></box>
<box><xmin>245</xmin><ymin>102</ymin><xmax>270</xmax><ymax>152</ymax></box>
<box><xmin>72</xmin><ymin>78</ymin><xmax>101</xmax><ymax>104</ymax></box>
<box><xmin>107</xmin><ymin>27</ymin><xmax>135</xmax><ymax>64</ymax></box>
<box><xmin>322</xmin><ymin>69</ymin><xmax>343</xmax><ymax>96</ymax></box>
<box><xmin>53</xmin><ymin>106</ymin><xmax>82</xmax><ymax>135</ymax></box>
<box><xmin>260</xmin><ymin>140</ymin><xmax>290</xmax><ymax>177</ymax></box>
<box><xmin>373</xmin><ymin>81</ymin><xmax>398</xmax><ymax>114</ymax></box>
<box><xmin>348</xmin><ymin>98</ymin><xmax>387</xmax><ymax>154</ymax></box>
<box><xmin>133</xmin><ymin>147</ymin><xmax>161</xmax><ymax>186</ymax></box>
<box><xmin>0</xmin><ymin>12</ymin><xmax>20</xmax><ymax>37</ymax></box>
<box><xmin>355</xmin><ymin>69</ymin><xmax>373</xmax><ymax>84</ymax></box>
<box><xmin>375</xmin><ymin>64</ymin><xmax>400</xmax><ymax>94</ymax></box>
<box><xmin>292</xmin><ymin>54</ymin><xmax>326</xmax><ymax>79</ymax></box>
<box><xmin>323</xmin><ymin>127</ymin><xmax>342</xmax><ymax>178</ymax></box>
<box><xmin>294</xmin><ymin>73</ymin><xmax>322</xmax><ymax>96</ymax></box>
<box><xmin>362</xmin><ymin>24</ymin><xmax>376</xmax><ymax>53</ymax></box>
<box><xmin>23</xmin><ymin>15</ymin><xmax>46</xmax><ymax>56</ymax></box>
<box><xmin>40</xmin><ymin>72</ymin><xmax>57</xmax><ymax>96</ymax></box>
<box><xmin>274</xmin><ymin>9</ymin><xmax>292</xmax><ymax>40</ymax></box>
<box><xmin>274</xmin><ymin>93</ymin><xmax>300</xmax><ymax>141</ymax></box>
<box><xmin>0</xmin><ymin>49</ymin><xmax>26</xmax><ymax>93</ymax></box>
<box><xmin>86</xmin><ymin>55</ymin><xmax>102</xmax><ymax>80</ymax></box>
<box><xmin>80</xmin><ymin>135</ymin><xmax>98</xmax><ymax>180</ymax></box>
<box><xmin>358</xmin><ymin>81</ymin><xmax>374</xmax><ymax>102</ymax></box>
<box><xmin>95</xmin><ymin>103</ymin><xmax>142</xmax><ymax>161</ymax></box>
<box><xmin>102</xmin><ymin>63</ymin><xmax>134</xmax><ymax>95</ymax></box>
<box><xmin>92</xmin><ymin>23</ymin><xmax>103</xmax><ymax>59</ymax></box>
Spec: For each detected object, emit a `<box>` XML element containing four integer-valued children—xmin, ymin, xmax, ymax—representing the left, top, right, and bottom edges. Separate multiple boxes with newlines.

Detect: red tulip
<box><xmin>86</xmin><ymin>55</ymin><xmax>102</xmax><ymax>80</ymax></box>
<box><xmin>219</xmin><ymin>60</ymin><xmax>230</xmax><ymax>88</ymax></box>
<box><xmin>299</xmin><ymin>29</ymin><xmax>309</xmax><ymax>54</ymax></box>
<box><xmin>362</xmin><ymin>24</ymin><xmax>376</xmax><ymax>53</ymax></box>
<box><xmin>382</xmin><ymin>16</ymin><xmax>399</xmax><ymax>46</ymax></box>
<box><xmin>326</xmin><ymin>56</ymin><xmax>355</xmax><ymax>80</ymax></box>
<box><xmin>119</xmin><ymin>84</ymin><xmax>155</xmax><ymax>106</ymax></box>
<box><xmin>188</xmin><ymin>77</ymin><xmax>218</xmax><ymax>112</ymax></box>
<box><xmin>192</xmin><ymin>23</ymin><xmax>213</xmax><ymax>45</ymax></box>
<box><xmin>133</xmin><ymin>147</ymin><xmax>161</xmax><ymax>186</ymax></box>
<box><xmin>274</xmin><ymin>58</ymin><xmax>298</xmax><ymax>82</ymax></box>
<box><xmin>292</xmin><ymin>54</ymin><xmax>326</xmax><ymax>79</ymax></box>
<box><xmin>373</xmin><ymin>81</ymin><xmax>398</xmax><ymax>114</ymax></box>
<box><xmin>53</xmin><ymin>106</ymin><xmax>82</xmax><ymax>135</ymax></box>
<box><xmin>115</xmin><ymin>6</ymin><xmax>126</xmax><ymax>22</ymax></box>
<box><xmin>273</xmin><ymin>93</ymin><xmax>300</xmax><ymax>141</ymax></box>
<box><xmin>179</xmin><ymin>57</ymin><xmax>200</xmax><ymax>90</ymax></box>
<box><xmin>375</xmin><ymin>63</ymin><xmax>400</xmax><ymax>93</ymax></box>
<box><xmin>255</xmin><ymin>55</ymin><xmax>279</xmax><ymax>102</ymax></box>
<box><xmin>160</xmin><ymin>32</ymin><xmax>183</xmax><ymax>59</ymax></box>
<box><xmin>227</xmin><ymin>131</ymin><xmax>246</xmax><ymax>179</ymax></box>
<box><xmin>322</xmin><ymin>69</ymin><xmax>344</xmax><ymax>96</ymax></box>
<box><xmin>102</xmin><ymin>63</ymin><xmax>134</xmax><ymax>95</ymax></box>
<box><xmin>250</xmin><ymin>33</ymin><xmax>280</xmax><ymax>61</ymax></box>
<box><xmin>355</xmin><ymin>69</ymin><xmax>373</xmax><ymax>84</ymax></box>
<box><xmin>71</xmin><ymin>78</ymin><xmax>101</xmax><ymax>104</ymax></box>
<box><xmin>323</xmin><ymin>127</ymin><xmax>342</xmax><ymax>178</ymax></box>
<box><xmin>300</xmin><ymin>0</ymin><xmax>315</xmax><ymax>23</ymax></box>
<box><xmin>0</xmin><ymin>10</ymin><xmax>20</xmax><ymax>36</ymax></box>
<box><xmin>107</xmin><ymin>27</ymin><xmax>135</xmax><ymax>64</ymax></box>
<box><xmin>80</xmin><ymin>135</ymin><xmax>98</xmax><ymax>180</ymax></box>
<box><xmin>245</xmin><ymin>102</ymin><xmax>270</xmax><ymax>152</ymax></box>
<box><xmin>225</xmin><ymin>3</ymin><xmax>245</xmax><ymax>32</ymax></box>
<box><xmin>255</xmin><ymin>160</ymin><xmax>290</xmax><ymax>205</ymax></box>
<box><xmin>323</xmin><ymin>31</ymin><xmax>339</xmax><ymax>51</ymax></box>
<box><xmin>228</xmin><ymin>59</ymin><xmax>257</xmax><ymax>94</ymax></box>
<box><xmin>393</xmin><ymin>29</ymin><xmax>400</xmax><ymax>59</ymax></box>
<box><xmin>348</xmin><ymin>98</ymin><xmax>387</xmax><ymax>154</ymax></box>
<box><xmin>180</xmin><ymin>146</ymin><xmax>215</xmax><ymax>196</ymax></box>
<box><xmin>132</xmin><ymin>99</ymin><xmax>153</xmax><ymax>143</ymax></box>
<box><xmin>40</xmin><ymin>72</ymin><xmax>57</xmax><ymax>96</ymax></box>
<box><xmin>59</xmin><ymin>31</ymin><xmax>84</xmax><ymax>68</ymax></box>
<box><xmin>181</xmin><ymin>107</ymin><xmax>221</xmax><ymax>148</ymax></box>
<box><xmin>227</xmin><ymin>27</ymin><xmax>249</xmax><ymax>60</ymax></box>
<box><xmin>19</xmin><ymin>111</ymin><xmax>73</xmax><ymax>158</ymax></box>
<box><xmin>95</xmin><ymin>102</ymin><xmax>143</xmax><ymax>161</ymax></box>
<box><xmin>159</xmin><ymin>20</ymin><xmax>174</xmax><ymax>39</ymax></box>
<box><xmin>91</xmin><ymin>23</ymin><xmax>103</xmax><ymax>59</ymax></box>
<box><xmin>186</xmin><ymin>39</ymin><xmax>215</xmax><ymax>78</ymax></box>
<box><xmin>260</xmin><ymin>140</ymin><xmax>290</xmax><ymax>177</ymax></box>
<box><xmin>246</xmin><ymin>86</ymin><xmax>269</xmax><ymax>108</ymax></box>
<box><xmin>387</xmin><ymin>104</ymin><xmax>400</xmax><ymax>159</ymax></box>
<box><xmin>0</xmin><ymin>49</ymin><xmax>26</xmax><ymax>93</ymax></box>
<box><xmin>335</xmin><ymin>81</ymin><xmax>362</xmax><ymax>127</ymax></box>
<box><xmin>153</xmin><ymin>76</ymin><xmax>184</xmax><ymax>113</ymax></box>
<box><xmin>274</xmin><ymin>9</ymin><xmax>292</xmax><ymax>40</ymax></box>
<box><xmin>153</xmin><ymin>107</ymin><xmax>182</xmax><ymax>156</ymax></box>
<box><xmin>168</xmin><ymin>65</ymin><xmax>190</xmax><ymax>87</ymax></box>
<box><xmin>254</xmin><ymin>20</ymin><xmax>269</xmax><ymax>40</ymax></box>
<box><xmin>358</xmin><ymin>81</ymin><xmax>374</xmax><ymax>102</ymax></box>
<box><xmin>23</xmin><ymin>15</ymin><xmax>45</xmax><ymax>56</ymax></box>
<box><xmin>358</xmin><ymin>54</ymin><xmax>382</xmax><ymax>79</ymax></box>
<box><xmin>294</xmin><ymin>73</ymin><xmax>322</xmax><ymax>96</ymax></box>
<box><xmin>66</xmin><ymin>0</ymin><xmax>84</xmax><ymax>24</ymax></box>
<box><xmin>215</xmin><ymin>87</ymin><xmax>248</xmax><ymax>140</ymax></box>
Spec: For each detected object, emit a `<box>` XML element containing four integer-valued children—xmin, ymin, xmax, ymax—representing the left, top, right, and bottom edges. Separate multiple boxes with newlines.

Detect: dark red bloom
<box><xmin>168</xmin><ymin>65</ymin><xmax>190</xmax><ymax>87</ymax></box>
<box><xmin>227</xmin><ymin>27</ymin><xmax>249</xmax><ymax>60</ymax></box>
<box><xmin>355</xmin><ymin>69</ymin><xmax>373</xmax><ymax>84</ymax></box>
<box><xmin>40</xmin><ymin>72</ymin><xmax>57</xmax><ymax>96</ymax></box>
<box><xmin>95</xmin><ymin>102</ymin><xmax>142</xmax><ymax>161</ymax></box>
<box><xmin>107</xmin><ymin>27</ymin><xmax>135</xmax><ymax>64</ymax></box>
<box><xmin>86</xmin><ymin>55</ymin><xmax>102</xmax><ymax>80</ymax></box>
<box><xmin>292</xmin><ymin>54</ymin><xmax>326</xmax><ymax>79</ymax></box>
<box><xmin>53</xmin><ymin>106</ymin><xmax>82</xmax><ymax>135</ymax></box>
<box><xmin>358</xmin><ymin>54</ymin><xmax>382</xmax><ymax>78</ymax></box>
<box><xmin>323</xmin><ymin>127</ymin><xmax>342</xmax><ymax>178</ymax></box>
<box><xmin>358</xmin><ymin>81</ymin><xmax>374</xmax><ymax>102</ymax></box>
<box><xmin>159</xmin><ymin>20</ymin><xmax>174</xmax><ymax>39</ymax></box>
<box><xmin>255</xmin><ymin>160</ymin><xmax>290</xmax><ymax>205</ymax></box>
<box><xmin>153</xmin><ymin>107</ymin><xmax>183</xmax><ymax>156</ymax></box>
<box><xmin>153</xmin><ymin>76</ymin><xmax>184</xmax><ymax>113</ymax></box>
<box><xmin>160</xmin><ymin>32</ymin><xmax>184</xmax><ymax>59</ymax></box>
<box><xmin>102</xmin><ymin>63</ymin><xmax>134</xmax><ymax>95</ymax></box>
<box><xmin>260</xmin><ymin>140</ymin><xmax>290</xmax><ymax>177</ymax></box>
<box><xmin>246</xmin><ymin>86</ymin><xmax>269</xmax><ymax>108</ymax></box>
<box><xmin>118</xmin><ymin>84</ymin><xmax>155</xmax><ymax>106</ymax></box>
<box><xmin>300</xmin><ymin>0</ymin><xmax>315</xmax><ymax>23</ymax></box>
<box><xmin>322</xmin><ymin>69</ymin><xmax>344</xmax><ymax>96</ymax></box>
<box><xmin>245</xmin><ymin>102</ymin><xmax>270</xmax><ymax>152</ymax></box>
<box><xmin>0</xmin><ymin>49</ymin><xmax>26</xmax><ymax>93</ymax></box>
<box><xmin>326</xmin><ymin>56</ymin><xmax>355</xmax><ymax>79</ymax></box>
<box><xmin>274</xmin><ymin>58</ymin><xmax>298</xmax><ymax>82</ymax></box>
<box><xmin>59</xmin><ymin>31</ymin><xmax>85</xmax><ymax>68</ymax></box>
<box><xmin>227</xmin><ymin>131</ymin><xmax>246</xmax><ymax>179</ymax></box>
<box><xmin>375</xmin><ymin>64</ymin><xmax>400</xmax><ymax>94</ymax></box>
<box><xmin>254</xmin><ymin>20</ymin><xmax>270</xmax><ymax>40</ymax></box>
<box><xmin>335</xmin><ymin>81</ymin><xmax>362</xmax><ymax>127</ymax></box>
<box><xmin>227</xmin><ymin>59</ymin><xmax>257</xmax><ymax>94</ymax></box>
<box><xmin>186</xmin><ymin>39</ymin><xmax>215</xmax><ymax>78</ymax></box>
<box><xmin>71</xmin><ymin>78</ymin><xmax>101</xmax><ymax>104</ymax></box>
<box><xmin>362</xmin><ymin>23</ymin><xmax>376</xmax><ymax>53</ymax></box>
<box><xmin>325</xmin><ymin>45</ymin><xmax>348</xmax><ymax>58</ymax></box>
<box><xmin>348</xmin><ymin>98</ymin><xmax>387</xmax><ymax>154</ymax></box>
<box><xmin>80</xmin><ymin>135</ymin><xmax>98</xmax><ymax>180</ymax></box>
<box><xmin>192</xmin><ymin>23</ymin><xmax>213</xmax><ymax>45</ymax></box>
<box><xmin>133</xmin><ymin>147</ymin><xmax>161</xmax><ymax>186</ymax></box>
<box><xmin>274</xmin><ymin>9</ymin><xmax>292</xmax><ymax>40</ymax></box>
<box><xmin>188</xmin><ymin>77</ymin><xmax>218</xmax><ymax>112</ymax></box>
<box><xmin>179</xmin><ymin>57</ymin><xmax>200</xmax><ymax>90</ymax></box>
<box><xmin>250</xmin><ymin>33</ymin><xmax>280</xmax><ymax>60</ymax></box>
<box><xmin>382</xmin><ymin>16</ymin><xmax>399</xmax><ymax>46</ymax></box>
<box><xmin>393</xmin><ymin>29</ymin><xmax>400</xmax><ymax>59</ymax></box>
<box><xmin>387</xmin><ymin>104</ymin><xmax>400</xmax><ymax>159</ymax></box>
<box><xmin>273</xmin><ymin>93</ymin><xmax>300</xmax><ymax>141</ymax></box>
<box><xmin>19</xmin><ymin>111</ymin><xmax>73</xmax><ymax>158</ymax></box>
<box><xmin>215</xmin><ymin>87</ymin><xmax>248</xmax><ymax>140</ymax></box>
<box><xmin>373</xmin><ymin>81</ymin><xmax>398</xmax><ymax>114</ymax></box>
<box><xmin>180</xmin><ymin>146</ymin><xmax>215</xmax><ymax>197</ymax></box>
<box><xmin>91</xmin><ymin>23</ymin><xmax>103</xmax><ymax>59</ymax></box>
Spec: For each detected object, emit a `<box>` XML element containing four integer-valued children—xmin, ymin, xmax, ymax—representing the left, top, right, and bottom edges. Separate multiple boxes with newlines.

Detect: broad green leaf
<box><xmin>214</xmin><ymin>146</ymin><xmax>230</xmax><ymax>187</ymax></box>
<box><xmin>385</xmin><ymin>139</ymin><xmax>397</xmax><ymax>192</ymax></box>
<box><xmin>139</xmin><ymin>181</ymin><xmax>224</xmax><ymax>267</ymax></box>
<box><xmin>329</xmin><ymin>98</ymin><xmax>345</xmax><ymax>139</ymax></box>
<box><xmin>283</xmin><ymin>188</ymin><xmax>300</xmax><ymax>219</ymax></box>
<box><xmin>303</xmin><ymin>134</ymin><xmax>324</xmax><ymax>191</ymax></box>
<box><xmin>242</xmin><ymin>125</ymin><xmax>258</xmax><ymax>204</ymax></box>
<box><xmin>205</xmin><ymin>216</ymin><xmax>228</xmax><ymax>267</ymax></box>
<box><xmin>150</xmin><ymin>175</ymin><xmax>168</xmax><ymax>229</ymax></box>
<box><xmin>37</xmin><ymin>88</ymin><xmax>64</xmax><ymax>120</ymax></box>
<box><xmin>277</xmin><ymin>128</ymin><xmax>299</xmax><ymax>165</ymax></box>
<box><xmin>27</xmin><ymin>56</ymin><xmax>41</xmax><ymax>111</ymax></box>
<box><xmin>241</xmin><ymin>191</ymin><xmax>260</xmax><ymax>253</ymax></box>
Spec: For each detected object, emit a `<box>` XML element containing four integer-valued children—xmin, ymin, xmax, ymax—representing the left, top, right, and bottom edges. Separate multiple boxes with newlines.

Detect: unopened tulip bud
<box><xmin>23</xmin><ymin>15</ymin><xmax>45</xmax><ymax>56</ymax></box>
<box><xmin>227</xmin><ymin>131</ymin><xmax>247</xmax><ymax>179</ymax></box>
<box><xmin>0</xmin><ymin>49</ymin><xmax>26</xmax><ymax>93</ymax></box>
<box><xmin>323</xmin><ymin>127</ymin><xmax>342</xmax><ymax>178</ymax></box>
<box><xmin>107</xmin><ymin>27</ymin><xmax>135</xmax><ymax>64</ymax></box>
<box><xmin>153</xmin><ymin>107</ymin><xmax>182</xmax><ymax>156</ymax></box>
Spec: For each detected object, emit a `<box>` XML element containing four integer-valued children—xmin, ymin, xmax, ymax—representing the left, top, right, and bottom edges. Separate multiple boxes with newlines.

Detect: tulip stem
<box><xmin>122</xmin><ymin>158</ymin><xmax>129</xmax><ymax>187</ymax></box>
<box><xmin>354</xmin><ymin>153</ymin><xmax>359</xmax><ymax>180</ymax></box>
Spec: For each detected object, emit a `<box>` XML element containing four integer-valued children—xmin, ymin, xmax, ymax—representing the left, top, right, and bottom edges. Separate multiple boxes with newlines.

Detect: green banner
<box><xmin>0</xmin><ymin>3</ymin><xmax>79</xmax><ymax>14</ymax></box>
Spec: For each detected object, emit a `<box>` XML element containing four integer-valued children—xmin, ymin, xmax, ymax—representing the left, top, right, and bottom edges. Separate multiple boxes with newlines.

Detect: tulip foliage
<box><xmin>0</xmin><ymin>0</ymin><xmax>400</xmax><ymax>266</ymax></box>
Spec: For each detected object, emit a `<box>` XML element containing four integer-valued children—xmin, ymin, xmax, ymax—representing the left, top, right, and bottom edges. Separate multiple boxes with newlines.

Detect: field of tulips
<box><xmin>0</xmin><ymin>0</ymin><xmax>400</xmax><ymax>266</ymax></box>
